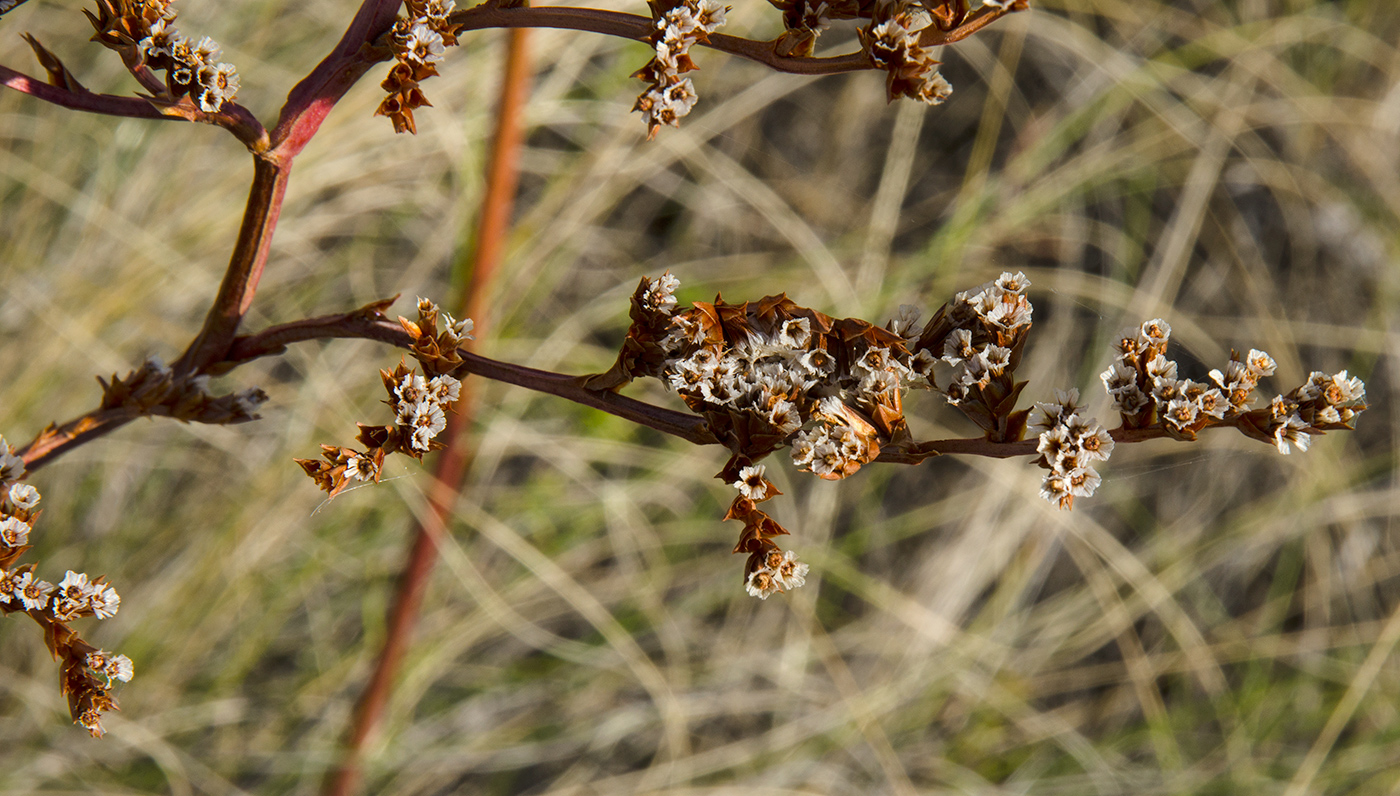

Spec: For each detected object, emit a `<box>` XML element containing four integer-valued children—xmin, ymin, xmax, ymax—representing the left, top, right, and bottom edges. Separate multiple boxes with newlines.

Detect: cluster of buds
<box><xmin>0</xmin><ymin>437</ymin><xmax>131</xmax><ymax>737</ymax></box>
<box><xmin>1101</xmin><ymin>320</ymin><xmax>1366</xmax><ymax>454</ymax></box>
<box><xmin>858</xmin><ymin>2</ymin><xmax>953</xmax><ymax>105</ymax></box>
<box><xmin>297</xmin><ymin>299</ymin><xmax>469</xmax><ymax>498</ymax></box>
<box><xmin>376</xmin><ymin>0</ymin><xmax>461</xmax><ymax>134</ymax></box>
<box><xmin>85</xmin><ymin>0</ymin><xmax>240</xmax><ymax>113</ymax></box>
<box><xmin>98</xmin><ymin>355</ymin><xmax>267</xmax><ymax>424</ymax></box>
<box><xmin>1032</xmin><ymin>389</ymin><xmax>1113</xmax><ymax>509</ymax></box>
<box><xmin>633</xmin><ymin>0</ymin><xmax>727</xmax><ymax>138</ymax></box>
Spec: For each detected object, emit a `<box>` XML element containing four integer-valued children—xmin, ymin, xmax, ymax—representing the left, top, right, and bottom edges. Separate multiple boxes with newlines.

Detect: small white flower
<box><xmin>1196</xmin><ymin>388</ymin><xmax>1228</xmax><ymax>419</ymax></box>
<box><xmin>0</xmin><ymin>516</ymin><xmax>30</xmax><ymax>547</ymax></box>
<box><xmin>1273</xmin><ymin>414</ymin><xmax>1311</xmax><ymax>455</ymax></box>
<box><xmin>1162</xmin><ymin>398</ymin><xmax>1199</xmax><ymax>430</ymax></box>
<box><xmin>1138</xmin><ymin>319</ymin><xmax>1172</xmax><ymax>348</ymax></box>
<box><xmin>644</xmin><ymin>273</ymin><xmax>681</xmax><ymax>311</ymax></box>
<box><xmin>1109</xmin><ymin>384</ymin><xmax>1150</xmax><ymax>414</ymax></box>
<box><xmin>1076</xmin><ymin>424</ymin><xmax>1115</xmax><ymax>462</ymax></box>
<box><xmin>790</xmin><ymin>435</ymin><xmax>816</xmax><ymax>466</ymax></box>
<box><xmin>89</xmin><ymin>584</ymin><xmax>121</xmax><ymax>619</ymax></box>
<box><xmin>779</xmin><ymin>318</ymin><xmax>812</xmax><ymax>349</ymax></box>
<box><xmin>54</xmin><ymin>570</ymin><xmax>93</xmax><ymax>601</ymax></box>
<box><xmin>13</xmin><ymin>571</ymin><xmax>55</xmax><ymax>611</ymax></box>
<box><xmin>88</xmin><ymin>651</ymin><xmax>134</xmax><ymax>684</ymax></box>
<box><xmin>427</xmin><ymin>375</ymin><xmax>461</xmax><ymax>405</ymax></box>
<box><xmin>695</xmin><ymin>0</ymin><xmax>728</xmax><ymax>32</ymax></box>
<box><xmin>106</xmin><ymin>654</ymin><xmax>135</xmax><ymax>683</ymax></box>
<box><xmin>197</xmin><ymin>62</ymin><xmax>240</xmax><ymax>113</ymax></box>
<box><xmin>1065</xmin><ymin>466</ymin><xmax>1102</xmax><ymax>498</ymax></box>
<box><xmin>733</xmin><ymin>464</ymin><xmax>770</xmax><ymax>500</ymax></box>
<box><xmin>1246</xmin><ymin>349</ymin><xmax>1276</xmax><ymax>378</ymax></box>
<box><xmin>1039</xmin><ymin>473</ymin><xmax>1070</xmax><ymax>508</ymax></box>
<box><xmin>772</xmin><ymin>550</ymin><xmax>808</xmax><ymax>590</ymax></box>
<box><xmin>745</xmin><ymin>568</ymin><xmax>781</xmax><ymax>600</ymax></box>
<box><xmin>403</xmin><ymin>21</ymin><xmax>447</xmax><ymax>64</ymax></box>
<box><xmin>396</xmin><ymin>374</ymin><xmax>428</xmax><ymax>404</ymax></box>
<box><xmin>189</xmin><ymin>35</ymin><xmax>221</xmax><ymax>64</ymax></box>
<box><xmin>982</xmin><ymin>345</ymin><xmax>1011</xmax><ymax>376</ymax></box>
<box><xmin>799</xmin><ymin>348</ymin><xmax>835</xmax><ymax>376</ymax></box>
<box><xmin>345</xmin><ymin>454</ymin><xmax>379</xmax><ymax>482</ymax></box>
<box><xmin>887</xmin><ymin>304</ymin><xmax>922</xmax><ymax>338</ymax></box>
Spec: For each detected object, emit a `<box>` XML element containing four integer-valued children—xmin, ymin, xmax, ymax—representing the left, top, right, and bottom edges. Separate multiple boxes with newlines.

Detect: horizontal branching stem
<box><xmin>18</xmin><ymin>307</ymin><xmax>1191</xmax><ymax>475</ymax></box>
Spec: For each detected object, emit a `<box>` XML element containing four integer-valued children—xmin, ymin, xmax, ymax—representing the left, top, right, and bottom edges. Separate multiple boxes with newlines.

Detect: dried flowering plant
<box><xmin>0</xmin><ymin>0</ymin><xmax>1026</xmax><ymax>743</ymax></box>
<box><xmin>0</xmin><ymin>0</ymin><xmax>1385</xmax><ymax>792</ymax></box>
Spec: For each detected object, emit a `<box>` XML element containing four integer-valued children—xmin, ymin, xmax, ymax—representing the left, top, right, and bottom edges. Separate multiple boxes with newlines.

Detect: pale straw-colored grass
<box><xmin>1</xmin><ymin>0</ymin><xmax>1397</xmax><ymax>792</ymax></box>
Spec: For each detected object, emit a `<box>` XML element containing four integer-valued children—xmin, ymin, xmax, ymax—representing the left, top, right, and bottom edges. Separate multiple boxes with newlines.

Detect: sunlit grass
<box><xmin>1</xmin><ymin>0</ymin><xmax>1398</xmax><ymax>792</ymax></box>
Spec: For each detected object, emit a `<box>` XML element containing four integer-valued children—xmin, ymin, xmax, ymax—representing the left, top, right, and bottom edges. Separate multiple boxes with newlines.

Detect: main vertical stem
<box><xmin>322</xmin><ymin>28</ymin><xmax>532</xmax><ymax>796</ymax></box>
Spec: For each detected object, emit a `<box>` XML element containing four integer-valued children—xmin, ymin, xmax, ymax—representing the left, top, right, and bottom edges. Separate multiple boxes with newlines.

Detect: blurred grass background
<box><xmin>2</xmin><ymin>0</ymin><xmax>1399</xmax><ymax>792</ymax></box>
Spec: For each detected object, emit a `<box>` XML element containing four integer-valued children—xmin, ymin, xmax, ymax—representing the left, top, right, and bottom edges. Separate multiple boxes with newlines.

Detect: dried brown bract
<box><xmin>375</xmin><ymin>0</ymin><xmax>462</xmax><ymax>134</ymax></box>
<box><xmin>98</xmin><ymin>355</ymin><xmax>267</xmax><ymax>424</ymax></box>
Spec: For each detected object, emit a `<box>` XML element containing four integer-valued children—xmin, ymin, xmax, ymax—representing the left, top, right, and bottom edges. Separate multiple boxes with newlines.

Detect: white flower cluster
<box><xmin>1102</xmin><ymin>320</ymin><xmax>1259</xmax><ymax>432</ymax></box>
<box><xmin>1</xmin><ymin>566</ymin><xmax>123</xmax><ymax>621</ymax></box>
<box><xmin>941</xmin><ymin>272</ymin><xmax>1033</xmax><ymax>405</ymax></box>
<box><xmin>85</xmin><ymin>649</ymin><xmax>136</xmax><ymax>687</ymax></box>
<box><xmin>862</xmin><ymin>9</ymin><xmax>953</xmax><ymax>105</ymax></box>
<box><xmin>136</xmin><ymin>17</ymin><xmax>240</xmax><ymax>112</ymax></box>
<box><xmin>1033</xmin><ymin>389</ymin><xmax>1114</xmax><ymax>509</ymax></box>
<box><xmin>634</xmin><ymin>0</ymin><xmax>727</xmax><ymax>136</ymax></box>
<box><xmin>646</xmin><ymin>274</ymin><xmax>927</xmax><ymax>480</ymax></box>
<box><xmin>745</xmin><ymin>549</ymin><xmax>809</xmax><ymax>600</ymax></box>
<box><xmin>394</xmin><ymin>0</ymin><xmax>455</xmax><ymax>66</ymax></box>
<box><xmin>0</xmin><ymin>464</ymin><xmax>123</xmax><ymax>621</ymax></box>
<box><xmin>392</xmin><ymin>371</ymin><xmax>462</xmax><ymax>451</ymax></box>
<box><xmin>1266</xmin><ymin>371</ymin><xmax>1366</xmax><ymax>455</ymax></box>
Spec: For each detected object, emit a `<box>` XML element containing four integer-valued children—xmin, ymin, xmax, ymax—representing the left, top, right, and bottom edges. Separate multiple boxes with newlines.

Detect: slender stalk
<box><xmin>0</xmin><ymin>64</ymin><xmax>170</xmax><ymax>119</ymax></box>
<box><xmin>320</xmin><ymin>27</ymin><xmax>534</xmax><ymax>796</ymax></box>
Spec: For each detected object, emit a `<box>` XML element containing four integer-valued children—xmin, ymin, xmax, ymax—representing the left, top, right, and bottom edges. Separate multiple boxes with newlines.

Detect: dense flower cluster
<box><xmin>1032</xmin><ymin>389</ymin><xmax>1113</xmax><ymax>509</ymax></box>
<box><xmin>377</xmin><ymin>0</ymin><xmax>462</xmax><ymax>134</ymax></box>
<box><xmin>0</xmin><ymin>437</ymin><xmax>131</xmax><ymax>737</ymax></box>
<box><xmin>636</xmin><ymin>274</ymin><xmax>926</xmax><ymax>480</ymax></box>
<box><xmin>1100</xmin><ymin>319</ymin><xmax>1366</xmax><ymax>453</ymax></box>
<box><xmin>297</xmin><ymin>299</ymin><xmax>470</xmax><ymax>498</ymax></box>
<box><xmin>633</xmin><ymin>0</ymin><xmax>727</xmax><ymax>138</ymax></box>
<box><xmin>86</xmin><ymin>0</ymin><xmax>240</xmax><ymax>112</ymax></box>
<box><xmin>1100</xmin><ymin>318</ymin><xmax>1239</xmax><ymax>431</ymax></box>
<box><xmin>859</xmin><ymin>3</ymin><xmax>953</xmax><ymax>105</ymax></box>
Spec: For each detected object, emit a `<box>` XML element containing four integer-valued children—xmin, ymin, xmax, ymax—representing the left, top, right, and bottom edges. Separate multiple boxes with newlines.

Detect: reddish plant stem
<box><xmin>0</xmin><ymin>63</ymin><xmax>169</xmax><ymax>119</ymax></box>
<box><xmin>448</xmin><ymin>2</ymin><xmax>1022</xmax><ymax>76</ymax></box>
<box><xmin>173</xmin><ymin>154</ymin><xmax>293</xmax><ymax>375</ymax></box>
<box><xmin>320</xmin><ymin>27</ymin><xmax>534</xmax><ymax>796</ymax></box>
<box><xmin>270</xmin><ymin>0</ymin><xmax>402</xmax><ymax>155</ymax></box>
